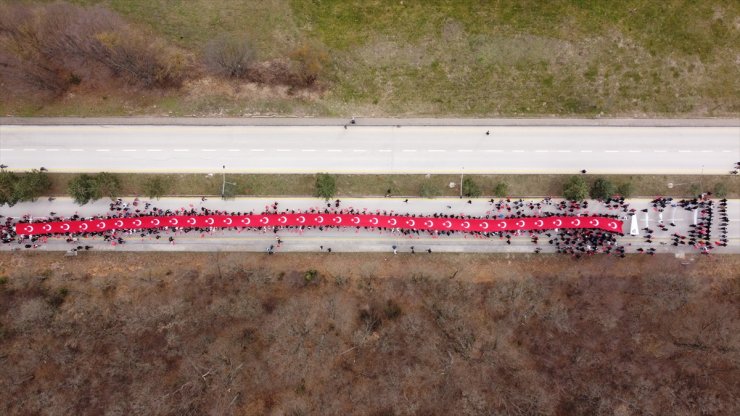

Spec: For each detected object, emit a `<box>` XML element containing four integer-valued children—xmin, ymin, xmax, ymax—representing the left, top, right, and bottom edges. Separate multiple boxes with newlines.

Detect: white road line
<box><xmin>699</xmin><ymin>150</ymin><xmax>713</xmax><ymax>153</ymax></box>
<box><xmin>353</xmin><ymin>149</ymin><xmax>367</xmax><ymax>152</ymax></box>
<box><xmin>70</xmin><ymin>149</ymin><xmax>84</xmax><ymax>152</ymax></box>
<box><xmin>300</xmin><ymin>149</ymin><xmax>316</xmax><ymax>152</ymax></box>
<box><xmin>556</xmin><ymin>150</ymin><xmax>571</xmax><ymax>153</ymax></box>
<box><xmin>0</xmin><ymin>148</ymin><xmax>12</xmax><ymax>152</ymax></box>
<box><xmin>378</xmin><ymin>149</ymin><xmax>392</xmax><ymax>152</ymax></box>
<box><xmin>227</xmin><ymin>149</ymin><xmax>240</xmax><ymax>152</ymax></box>
<box><xmin>580</xmin><ymin>150</ymin><xmax>593</xmax><ymax>153</ymax></box>
<box><xmin>173</xmin><ymin>149</ymin><xmax>189</xmax><ymax>152</ymax></box>
<box><xmin>721</xmin><ymin>150</ymin><xmax>733</xmax><ymax>153</ymax></box>
<box><xmin>122</xmin><ymin>149</ymin><xmax>136</xmax><ymax>152</ymax></box>
<box><xmin>328</xmin><ymin>149</ymin><xmax>342</xmax><ymax>152</ymax></box>
<box><xmin>512</xmin><ymin>150</ymin><xmax>525</xmax><ymax>153</ymax></box>
<box><xmin>96</xmin><ymin>149</ymin><xmax>110</xmax><ymax>152</ymax></box>
<box><xmin>535</xmin><ymin>150</ymin><xmax>549</xmax><ymax>153</ymax></box>
<box><xmin>428</xmin><ymin>149</ymin><xmax>445</xmax><ymax>152</ymax></box>
<box><xmin>45</xmin><ymin>149</ymin><xmax>60</xmax><ymax>151</ymax></box>
<box><xmin>628</xmin><ymin>150</ymin><xmax>641</xmax><ymax>153</ymax></box>
<box><xmin>22</xmin><ymin>148</ymin><xmax>37</xmax><ymax>151</ymax></box>
<box><xmin>457</xmin><ymin>149</ymin><xmax>473</xmax><ymax>152</ymax></box>
<box><xmin>605</xmin><ymin>150</ymin><xmax>619</xmax><ymax>153</ymax></box>
<box><xmin>484</xmin><ymin>150</ymin><xmax>503</xmax><ymax>152</ymax></box>
<box><xmin>678</xmin><ymin>150</ymin><xmax>692</xmax><ymax>153</ymax></box>
<box><xmin>250</xmin><ymin>149</ymin><xmax>264</xmax><ymax>152</ymax></box>
<box><xmin>653</xmin><ymin>150</ymin><xmax>668</xmax><ymax>153</ymax></box>
<box><xmin>146</xmin><ymin>149</ymin><xmax>162</xmax><ymax>152</ymax></box>
<box><xmin>201</xmin><ymin>149</ymin><xmax>217</xmax><ymax>152</ymax></box>
<box><xmin>402</xmin><ymin>149</ymin><xmax>417</xmax><ymax>152</ymax></box>
<box><xmin>276</xmin><ymin>149</ymin><xmax>291</xmax><ymax>152</ymax></box>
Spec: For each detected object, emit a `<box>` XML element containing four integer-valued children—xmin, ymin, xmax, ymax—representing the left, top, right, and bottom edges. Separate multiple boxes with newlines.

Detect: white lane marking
<box><xmin>301</xmin><ymin>149</ymin><xmax>316</xmax><ymax>152</ymax></box>
<box><xmin>535</xmin><ymin>150</ymin><xmax>549</xmax><ymax>153</ymax></box>
<box><xmin>378</xmin><ymin>149</ymin><xmax>392</xmax><ymax>152</ymax></box>
<box><xmin>174</xmin><ymin>149</ymin><xmax>189</xmax><ymax>152</ymax></box>
<box><xmin>146</xmin><ymin>149</ymin><xmax>162</xmax><ymax>152</ymax></box>
<box><xmin>227</xmin><ymin>149</ymin><xmax>240</xmax><ymax>152</ymax></box>
<box><xmin>328</xmin><ymin>149</ymin><xmax>342</xmax><ymax>152</ymax></box>
<box><xmin>45</xmin><ymin>149</ymin><xmax>60</xmax><ymax>151</ymax></box>
<box><xmin>678</xmin><ymin>150</ymin><xmax>692</xmax><ymax>153</ymax></box>
<box><xmin>201</xmin><ymin>149</ymin><xmax>217</xmax><ymax>152</ymax></box>
<box><xmin>70</xmin><ymin>149</ymin><xmax>84</xmax><ymax>152</ymax></box>
<box><xmin>0</xmin><ymin>148</ymin><xmax>12</xmax><ymax>152</ymax></box>
<box><xmin>96</xmin><ymin>149</ymin><xmax>110</xmax><ymax>152</ymax></box>
<box><xmin>122</xmin><ymin>149</ymin><xmax>137</xmax><ymax>152</ymax></box>
<box><xmin>512</xmin><ymin>150</ymin><xmax>525</xmax><ymax>153</ymax></box>
<box><xmin>699</xmin><ymin>150</ymin><xmax>713</xmax><ymax>153</ymax></box>
<box><xmin>653</xmin><ymin>150</ymin><xmax>667</xmax><ymax>153</ymax></box>
<box><xmin>556</xmin><ymin>150</ymin><xmax>571</xmax><ymax>153</ymax></box>
<box><xmin>353</xmin><ymin>149</ymin><xmax>367</xmax><ymax>152</ymax></box>
<box><xmin>605</xmin><ymin>150</ymin><xmax>619</xmax><ymax>153</ymax></box>
<box><xmin>428</xmin><ymin>149</ymin><xmax>445</xmax><ymax>152</ymax></box>
<box><xmin>721</xmin><ymin>150</ymin><xmax>732</xmax><ymax>153</ymax></box>
<box><xmin>23</xmin><ymin>148</ymin><xmax>37</xmax><ymax>151</ymax></box>
<box><xmin>276</xmin><ymin>149</ymin><xmax>291</xmax><ymax>152</ymax></box>
<box><xmin>402</xmin><ymin>149</ymin><xmax>417</xmax><ymax>152</ymax></box>
<box><xmin>628</xmin><ymin>150</ymin><xmax>641</xmax><ymax>153</ymax></box>
<box><xmin>457</xmin><ymin>149</ymin><xmax>473</xmax><ymax>152</ymax></box>
<box><xmin>580</xmin><ymin>150</ymin><xmax>593</xmax><ymax>153</ymax></box>
<box><xmin>484</xmin><ymin>149</ymin><xmax>503</xmax><ymax>152</ymax></box>
<box><xmin>250</xmin><ymin>149</ymin><xmax>264</xmax><ymax>152</ymax></box>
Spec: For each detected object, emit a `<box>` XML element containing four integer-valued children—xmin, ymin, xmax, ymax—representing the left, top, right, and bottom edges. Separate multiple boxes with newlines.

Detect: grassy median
<box><xmin>44</xmin><ymin>173</ymin><xmax>739</xmax><ymax>199</ymax></box>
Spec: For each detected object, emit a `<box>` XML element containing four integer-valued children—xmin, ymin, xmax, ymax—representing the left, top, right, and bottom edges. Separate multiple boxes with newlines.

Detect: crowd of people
<box><xmin>0</xmin><ymin>195</ymin><xmax>729</xmax><ymax>256</ymax></box>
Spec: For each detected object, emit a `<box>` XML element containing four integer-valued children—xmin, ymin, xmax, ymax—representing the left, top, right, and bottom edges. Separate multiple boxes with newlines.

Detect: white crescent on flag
<box><xmin>480</xmin><ymin>222</ymin><xmax>489</xmax><ymax>229</ymax></box>
<box><xmin>261</xmin><ymin>217</ymin><xmax>270</xmax><ymax>224</ymax></box>
<box><xmin>425</xmin><ymin>220</ymin><xmax>433</xmax><ymax>227</ymax></box>
<box><xmin>97</xmin><ymin>222</ymin><xmax>106</xmax><ymax>229</ymax></box>
<box><xmin>407</xmin><ymin>219</ymin><xmax>415</xmax><ymax>227</ymax></box>
<box><xmin>151</xmin><ymin>219</ymin><xmax>160</xmax><ymax>226</ymax></box>
<box><xmin>498</xmin><ymin>222</ymin><xmax>507</xmax><ymax>229</ymax></box>
<box><xmin>609</xmin><ymin>221</ymin><xmax>618</xmax><ymax>230</ymax></box>
<box><xmin>206</xmin><ymin>218</ymin><xmax>214</xmax><ymax>225</ymax></box>
<box><xmin>297</xmin><ymin>216</ymin><xmax>305</xmax><ymax>224</ymax></box>
<box><xmin>535</xmin><ymin>220</ymin><xmax>544</xmax><ymax>227</ymax></box>
<box><xmin>188</xmin><ymin>218</ymin><xmax>196</xmax><ymax>225</ymax></box>
<box><xmin>516</xmin><ymin>220</ymin><xmax>525</xmax><ymax>228</ymax></box>
<box><xmin>462</xmin><ymin>221</ymin><xmax>470</xmax><ymax>229</ymax></box>
<box><xmin>572</xmin><ymin>219</ymin><xmax>581</xmax><ymax>226</ymax></box>
<box><xmin>115</xmin><ymin>220</ymin><xmax>124</xmax><ymax>227</ymax></box>
<box><xmin>388</xmin><ymin>218</ymin><xmax>397</xmax><ymax>226</ymax></box>
<box><xmin>444</xmin><ymin>221</ymin><xmax>452</xmax><ymax>228</ymax></box>
<box><xmin>333</xmin><ymin>217</ymin><xmax>342</xmax><ymax>224</ymax></box>
<box><xmin>242</xmin><ymin>218</ymin><xmax>251</xmax><ymax>225</ymax></box>
<box><xmin>279</xmin><ymin>216</ymin><xmax>287</xmax><ymax>224</ymax></box>
<box><xmin>316</xmin><ymin>216</ymin><xmax>324</xmax><ymax>224</ymax></box>
<box><xmin>25</xmin><ymin>225</ymin><xmax>33</xmax><ymax>233</ymax></box>
<box><xmin>224</xmin><ymin>218</ymin><xmax>232</xmax><ymax>225</ymax></box>
<box><xmin>43</xmin><ymin>224</ymin><xmax>52</xmax><ymax>231</ymax></box>
<box><xmin>590</xmin><ymin>219</ymin><xmax>599</xmax><ymax>226</ymax></box>
<box><xmin>133</xmin><ymin>219</ymin><xmax>142</xmax><ymax>227</ymax></box>
<box><xmin>370</xmin><ymin>217</ymin><xmax>378</xmax><ymax>225</ymax></box>
<box><xmin>61</xmin><ymin>224</ymin><xmax>70</xmax><ymax>231</ymax></box>
<box><xmin>170</xmin><ymin>218</ymin><xmax>178</xmax><ymax>225</ymax></box>
<box><xmin>352</xmin><ymin>217</ymin><xmax>360</xmax><ymax>224</ymax></box>
<box><xmin>79</xmin><ymin>223</ymin><xmax>88</xmax><ymax>231</ymax></box>
<box><xmin>553</xmin><ymin>219</ymin><xmax>562</xmax><ymax>227</ymax></box>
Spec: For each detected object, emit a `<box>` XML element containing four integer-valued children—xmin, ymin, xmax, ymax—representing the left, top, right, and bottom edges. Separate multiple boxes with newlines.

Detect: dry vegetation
<box><xmin>0</xmin><ymin>252</ymin><xmax>738</xmax><ymax>415</ymax></box>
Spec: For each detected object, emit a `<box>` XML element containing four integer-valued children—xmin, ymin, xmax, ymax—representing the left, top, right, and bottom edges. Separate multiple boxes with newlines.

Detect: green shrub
<box><xmin>563</xmin><ymin>175</ymin><xmax>589</xmax><ymax>201</ymax></box>
<box><xmin>462</xmin><ymin>177</ymin><xmax>481</xmax><ymax>198</ymax></box>
<box><xmin>714</xmin><ymin>182</ymin><xmax>728</xmax><ymax>198</ymax></box>
<box><xmin>688</xmin><ymin>183</ymin><xmax>702</xmax><ymax>198</ymax></box>
<box><xmin>419</xmin><ymin>181</ymin><xmax>440</xmax><ymax>198</ymax></box>
<box><xmin>616</xmin><ymin>182</ymin><xmax>634</xmax><ymax>198</ymax></box>
<box><xmin>589</xmin><ymin>178</ymin><xmax>615</xmax><ymax>200</ymax></box>
<box><xmin>95</xmin><ymin>172</ymin><xmax>121</xmax><ymax>199</ymax></box>
<box><xmin>68</xmin><ymin>174</ymin><xmax>100</xmax><ymax>205</ymax></box>
<box><xmin>142</xmin><ymin>176</ymin><xmax>168</xmax><ymax>199</ymax></box>
<box><xmin>493</xmin><ymin>181</ymin><xmax>509</xmax><ymax>198</ymax></box>
<box><xmin>314</xmin><ymin>173</ymin><xmax>336</xmax><ymax>200</ymax></box>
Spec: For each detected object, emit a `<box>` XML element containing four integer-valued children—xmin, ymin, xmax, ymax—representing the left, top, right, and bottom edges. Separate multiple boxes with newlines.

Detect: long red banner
<box><xmin>15</xmin><ymin>213</ymin><xmax>623</xmax><ymax>236</ymax></box>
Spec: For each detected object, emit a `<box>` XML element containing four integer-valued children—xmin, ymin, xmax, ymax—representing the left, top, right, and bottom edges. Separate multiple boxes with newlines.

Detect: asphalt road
<box><xmin>1</xmin><ymin>124</ymin><xmax>738</xmax><ymax>174</ymax></box>
<box><xmin>2</xmin><ymin>197</ymin><xmax>737</xmax><ymax>254</ymax></box>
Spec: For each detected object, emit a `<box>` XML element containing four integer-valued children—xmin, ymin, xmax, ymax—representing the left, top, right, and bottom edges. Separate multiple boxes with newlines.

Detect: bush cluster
<box><xmin>0</xmin><ymin>170</ymin><xmax>52</xmax><ymax>207</ymax></box>
<box><xmin>68</xmin><ymin>172</ymin><xmax>121</xmax><ymax>205</ymax></box>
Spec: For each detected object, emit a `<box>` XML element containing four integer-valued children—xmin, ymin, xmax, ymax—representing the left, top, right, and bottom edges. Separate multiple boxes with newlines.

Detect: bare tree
<box><xmin>203</xmin><ymin>33</ymin><xmax>255</xmax><ymax>78</ymax></box>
